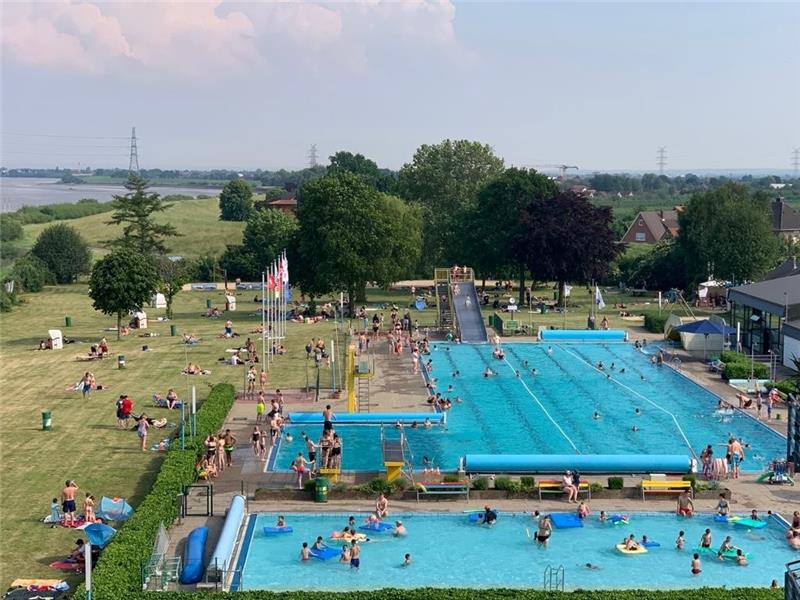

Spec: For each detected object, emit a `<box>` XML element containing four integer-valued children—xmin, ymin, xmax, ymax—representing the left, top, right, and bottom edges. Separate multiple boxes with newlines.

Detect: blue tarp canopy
<box><xmin>84</xmin><ymin>523</ymin><xmax>117</xmax><ymax>548</ymax></box>
<box><xmin>96</xmin><ymin>497</ymin><xmax>134</xmax><ymax>522</ymax></box>
<box><xmin>672</xmin><ymin>319</ymin><xmax>736</xmax><ymax>335</ymax></box>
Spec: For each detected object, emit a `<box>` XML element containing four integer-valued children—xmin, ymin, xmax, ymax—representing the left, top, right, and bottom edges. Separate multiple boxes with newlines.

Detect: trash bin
<box><xmin>117</xmin><ymin>354</ymin><xmax>126</xmax><ymax>369</ymax></box>
<box><xmin>206</xmin><ymin>298</ymin><xmax>213</xmax><ymax>309</ymax></box>
<box><xmin>170</xmin><ymin>324</ymin><xmax>177</xmax><ymax>336</ymax></box>
<box><xmin>539</xmin><ymin>303</ymin><xmax>548</xmax><ymax>314</ymax></box>
<box><xmin>65</xmin><ymin>316</ymin><xmax>72</xmax><ymax>327</ymax></box>
<box><xmin>315</xmin><ymin>477</ymin><xmax>329</xmax><ymax>503</ymax></box>
<box><xmin>42</xmin><ymin>410</ymin><xmax>52</xmax><ymax>431</ymax></box>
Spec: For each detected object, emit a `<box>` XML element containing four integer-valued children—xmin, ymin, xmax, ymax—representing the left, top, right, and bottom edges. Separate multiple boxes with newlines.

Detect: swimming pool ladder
<box><xmin>543</xmin><ymin>564</ymin><xmax>564</xmax><ymax>592</ymax></box>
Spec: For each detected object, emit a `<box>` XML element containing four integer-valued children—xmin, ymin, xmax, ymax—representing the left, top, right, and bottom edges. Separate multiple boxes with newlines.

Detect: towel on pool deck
<box><xmin>550</xmin><ymin>513</ymin><xmax>584</xmax><ymax>528</ymax></box>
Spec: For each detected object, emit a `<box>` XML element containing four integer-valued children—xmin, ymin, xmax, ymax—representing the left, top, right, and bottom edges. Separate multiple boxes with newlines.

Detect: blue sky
<box><xmin>1</xmin><ymin>1</ymin><xmax>798</xmax><ymax>171</ymax></box>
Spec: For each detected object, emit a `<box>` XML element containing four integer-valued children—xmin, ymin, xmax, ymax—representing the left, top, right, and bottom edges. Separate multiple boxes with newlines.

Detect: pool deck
<box><xmin>167</xmin><ymin>332</ymin><xmax>795</xmax><ymax>588</ymax></box>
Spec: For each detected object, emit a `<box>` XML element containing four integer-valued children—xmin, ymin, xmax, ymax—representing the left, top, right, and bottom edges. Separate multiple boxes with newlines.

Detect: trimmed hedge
<box><xmin>75</xmin><ymin>384</ymin><xmax>235</xmax><ymax>600</ymax></box>
<box><xmin>720</xmin><ymin>351</ymin><xmax>770</xmax><ymax>380</ymax></box>
<box><xmin>643</xmin><ymin>313</ymin><xmax>668</xmax><ymax>334</ymax></box>
<box><xmin>83</xmin><ymin>587</ymin><xmax>782</xmax><ymax>600</ymax></box>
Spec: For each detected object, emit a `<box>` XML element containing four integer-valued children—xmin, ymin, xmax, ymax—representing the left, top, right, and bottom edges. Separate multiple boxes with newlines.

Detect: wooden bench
<box><xmin>537</xmin><ymin>480</ymin><xmax>591</xmax><ymax>501</ymax></box>
<box><xmin>415</xmin><ymin>481</ymin><xmax>470</xmax><ymax>502</ymax></box>
<box><xmin>641</xmin><ymin>479</ymin><xmax>692</xmax><ymax>501</ymax></box>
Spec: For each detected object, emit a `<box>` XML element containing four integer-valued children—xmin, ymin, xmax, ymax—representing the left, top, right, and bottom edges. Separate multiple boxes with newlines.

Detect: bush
<box><xmin>720</xmin><ymin>350</ymin><xmax>746</xmax><ymax>365</ymax></box>
<box><xmin>14</xmin><ymin>199</ymin><xmax>112</xmax><ymax>224</ymax></box>
<box><xmin>607</xmin><ymin>476</ymin><xmax>624</xmax><ymax>490</ymax></box>
<box><xmin>76</xmin><ymin>384</ymin><xmax>235</xmax><ymax>599</ymax></box>
<box><xmin>357</xmin><ymin>477</ymin><xmax>392</xmax><ymax>495</ymax></box>
<box><xmin>10</xmin><ymin>255</ymin><xmax>53</xmax><ymax>292</ymax></box>
<box><xmin>494</xmin><ymin>476</ymin><xmax>520</xmax><ymax>493</ymax></box>
<box><xmin>520</xmin><ymin>476</ymin><xmax>536</xmax><ymax>491</ymax></box>
<box><xmin>390</xmin><ymin>478</ymin><xmax>409</xmax><ymax>492</ymax></box>
<box><xmin>0</xmin><ymin>217</ymin><xmax>23</xmax><ymax>242</ymax></box>
<box><xmin>472</xmin><ymin>476</ymin><xmax>489</xmax><ymax>490</ymax></box>
<box><xmin>644</xmin><ymin>313</ymin><xmax>669</xmax><ymax>333</ymax></box>
<box><xmin>769</xmin><ymin>379</ymin><xmax>796</xmax><ymax>396</ymax></box>
<box><xmin>31</xmin><ymin>223</ymin><xmax>92</xmax><ymax>283</ymax></box>
<box><xmin>724</xmin><ymin>361</ymin><xmax>768</xmax><ymax>380</ymax></box>
<box><xmin>443</xmin><ymin>473</ymin><xmax>461</xmax><ymax>483</ymax></box>
<box><xmin>590</xmin><ymin>482</ymin><xmax>603</xmax><ymax>494</ymax></box>
<box><xmin>219</xmin><ymin>178</ymin><xmax>253</xmax><ymax>221</ymax></box>
<box><xmin>682</xmin><ymin>474</ymin><xmax>697</xmax><ymax>491</ymax></box>
<box><xmin>0</xmin><ymin>242</ymin><xmax>26</xmax><ymax>261</ymax></box>
<box><xmin>0</xmin><ymin>287</ymin><xmax>20</xmax><ymax>312</ymax></box>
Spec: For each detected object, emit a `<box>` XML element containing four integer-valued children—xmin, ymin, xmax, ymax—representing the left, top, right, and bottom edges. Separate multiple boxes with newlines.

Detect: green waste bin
<box><xmin>206</xmin><ymin>298</ymin><xmax>213</xmax><ymax>309</ymax></box>
<box><xmin>170</xmin><ymin>324</ymin><xmax>177</xmax><ymax>336</ymax></box>
<box><xmin>42</xmin><ymin>410</ymin><xmax>52</xmax><ymax>431</ymax></box>
<box><xmin>65</xmin><ymin>316</ymin><xmax>72</xmax><ymax>327</ymax></box>
<box><xmin>117</xmin><ymin>354</ymin><xmax>126</xmax><ymax>369</ymax></box>
<box><xmin>315</xmin><ymin>477</ymin><xmax>329</xmax><ymax>503</ymax></box>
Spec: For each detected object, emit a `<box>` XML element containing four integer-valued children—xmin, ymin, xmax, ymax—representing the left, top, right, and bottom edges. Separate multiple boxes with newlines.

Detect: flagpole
<box><xmin>261</xmin><ymin>271</ymin><xmax>266</xmax><ymax>368</ymax></box>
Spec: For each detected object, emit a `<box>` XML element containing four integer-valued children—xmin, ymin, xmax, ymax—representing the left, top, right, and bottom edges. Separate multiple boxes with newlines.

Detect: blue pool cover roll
<box><xmin>287</xmin><ymin>412</ymin><xmax>444</xmax><ymax>425</ymax></box>
<box><xmin>179</xmin><ymin>527</ymin><xmax>208</xmax><ymax>584</ymax></box>
<box><xmin>464</xmin><ymin>454</ymin><xmax>691</xmax><ymax>474</ymax></box>
<box><xmin>209</xmin><ymin>495</ymin><xmax>246</xmax><ymax>572</ymax></box>
<box><xmin>540</xmin><ymin>329</ymin><xmax>626</xmax><ymax>341</ymax></box>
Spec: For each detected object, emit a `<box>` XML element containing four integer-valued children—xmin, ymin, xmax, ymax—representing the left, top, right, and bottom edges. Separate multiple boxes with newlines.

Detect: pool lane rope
<box><xmin>554</xmin><ymin>345</ymin><xmax>697</xmax><ymax>459</ymax></box>
<box><xmin>501</xmin><ymin>357</ymin><xmax>581</xmax><ymax>454</ymax></box>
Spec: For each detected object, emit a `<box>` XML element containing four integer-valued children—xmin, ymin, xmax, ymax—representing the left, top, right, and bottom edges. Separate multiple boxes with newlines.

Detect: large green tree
<box><xmin>89</xmin><ymin>249</ymin><xmax>159</xmax><ymax>339</ymax></box>
<box><xmin>241</xmin><ymin>209</ymin><xmax>298</xmax><ymax>269</ymax></box>
<box><xmin>467</xmin><ymin>168</ymin><xmax>557</xmax><ymax>302</ymax></box>
<box><xmin>327</xmin><ymin>151</ymin><xmax>395</xmax><ymax>192</ymax></box>
<box><xmin>218</xmin><ymin>178</ymin><xmax>254</xmax><ymax>221</ymax></box>
<box><xmin>519</xmin><ymin>191</ymin><xmax>622</xmax><ymax>303</ymax></box>
<box><xmin>106</xmin><ymin>175</ymin><xmax>179</xmax><ymax>255</ymax></box>
<box><xmin>293</xmin><ymin>172</ymin><xmax>421</xmax><ymax>308</ymax></box>
<box><xmin>31</xmin><ymin>223</ymin><xmax>91</xmax><ymax>283</ymax></box>
<box><xmin>398</xmin><ymin>139</ymin><xmax>504</xmax><ymax>272</ymax></box>
<box><xmin>676</xmin><ymin>183</ymin><xmax>781</xmax><ymax>284</ymax></box>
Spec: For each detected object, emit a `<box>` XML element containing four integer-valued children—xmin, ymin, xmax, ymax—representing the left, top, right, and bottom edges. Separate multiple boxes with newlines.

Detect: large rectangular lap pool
<box><xmin>238</xmin><ymin>511</ymin><xmax>793</xmax><ymax>591</ymax></box>
<box><xmin>271</xmin><ymin>343</ymin><xmax>785</xmax><ymax>471</ymax></box>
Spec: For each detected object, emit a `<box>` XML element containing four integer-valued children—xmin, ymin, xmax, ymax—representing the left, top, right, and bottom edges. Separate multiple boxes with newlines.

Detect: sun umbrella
<box><xmin>672</xmin><ymin>319</ymin><xmax>736</xmax><ymax>359</ymax></box>
<box><xmin>84</xmin><ymin>523</ymin><xmax>117</xmax><ymax>549</ymax></box>
<box><xmin>96</xmin><ymin>496</ymin><xmax>134</xmax><ymax>522</ymax></box>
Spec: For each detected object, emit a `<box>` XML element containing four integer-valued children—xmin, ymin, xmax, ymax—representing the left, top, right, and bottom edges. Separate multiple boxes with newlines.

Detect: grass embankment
<box><xmin>20</xmin><ymin>197</ymin><xmax>245</xmax><ymax>260</ymax></box>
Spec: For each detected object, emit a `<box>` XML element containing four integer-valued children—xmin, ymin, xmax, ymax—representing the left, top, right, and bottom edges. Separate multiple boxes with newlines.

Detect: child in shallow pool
<box><xmin>675</xmin><ymin>531</ymin><xmax>685</xmax><ymax>550</ymax></box>
<box><xmin>577</xmin><ymin>501</ymin><xmax>589</xmax><ymax>519</ymax></box>
<box><xmin>691</xmin><ymin>553</ymin><xmax>701</xmax><ymax>575</ymax></box>
<box><xmin>403</xmin><ymin>553</ymin><xmax>412</xmax><ymax>567</ymax></box>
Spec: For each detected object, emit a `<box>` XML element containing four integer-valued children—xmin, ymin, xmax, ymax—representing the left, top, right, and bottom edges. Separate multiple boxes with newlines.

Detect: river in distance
<box><xmin>0</xmin><ymin>177</ymin><xmax>221</xmax><ymax>212</ymax></box>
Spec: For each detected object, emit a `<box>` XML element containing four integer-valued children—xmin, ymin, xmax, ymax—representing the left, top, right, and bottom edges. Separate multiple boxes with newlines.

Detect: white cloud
<box><xmin>1</xmin><ymin>1</ymin><xmax>461</xmax><ymax>80</ymax></box>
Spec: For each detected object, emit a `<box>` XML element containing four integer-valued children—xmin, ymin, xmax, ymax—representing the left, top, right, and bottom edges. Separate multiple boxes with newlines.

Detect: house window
<box><xmin>635</xmin><ymin>233</ymin><xmax>646</xmax><ymax>241</ymax></box>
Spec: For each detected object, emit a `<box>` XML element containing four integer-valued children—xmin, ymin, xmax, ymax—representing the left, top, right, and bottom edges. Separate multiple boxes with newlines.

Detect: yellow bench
<box><xmin>641</xmin><ymin>479</ymin><xmax>692</xmax><ymax>501</ymax></box>
<box><xmin>537</xmin><ymin>480</ymin><xmax>591</xmax><ymax>501</ymax></box>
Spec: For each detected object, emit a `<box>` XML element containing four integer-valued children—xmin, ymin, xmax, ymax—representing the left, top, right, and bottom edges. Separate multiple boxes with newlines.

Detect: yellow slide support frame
<box><xmin>385</xmin><ymin>462</ymin><xmax>404</xmax><ymax>482</ymax></box>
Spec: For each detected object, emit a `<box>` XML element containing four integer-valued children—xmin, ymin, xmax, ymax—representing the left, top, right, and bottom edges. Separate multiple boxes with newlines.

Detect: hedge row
<box><xmin>643</xmin><ymin>313</ymin><xmax>669</xmax><ymax>334</ymax></box>
<box><xmin>719</xmin><ymin>350</ymin><xmax>770</xmax><ymax>380</ymax></box>
<box><xmin>97</xmin><ymin>587</ymin><xmax>782</xmax><ymax>600</ymax></box>
<box><xmin>75</xmin><ymin>383</ymin><xmax>236</xmax><ymax>600</ymax></box>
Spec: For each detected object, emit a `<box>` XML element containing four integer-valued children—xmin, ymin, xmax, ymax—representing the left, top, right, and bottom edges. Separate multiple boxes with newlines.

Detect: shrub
<box><xmin>0</xmin><ymin>242</ymin><xmax>26</xmax><ymax>261</ymax></box>
<box><xmin>443</xmin><ymin>473</ymin><xmax>461</xmax><ymax>483</ymax></box>
<box><xmin>390</xmin><ymin>478</ymin><xmax>409</xmax><ymax>492</ymax></box>
<box><xmin>644</xmin><ymin>313</ymin><xmax>668</xmax><ymax>333</ymax></box>
<box><xmin>357</xmin><ymin>477</ymin><xmax>392</xmax><ymax>495</ymax></box>
<box><xmin>494</xmin><ymin>476</ymin><xmax>520</xmax><ymax>493</ymax></box>
<box><xmin>10</xmin><ymin>255</ymin><xmax>53</xmax><ymax>292</ymax></box>
<box><xmin>31</xmin><ymin>223</ymin><xmax>92</xmax><ymax>283</ymax></box>
<box><xmin>76</xmin><ymin>384</ymin><xmax>235</xmax><ymax>599</ymax></box>
<box><xmin>724</xmin><ymin>361</ymin><xmax>768</xmax><ymax>380</ymax></box>
<box><xmin>770</xmin><ymin>379</ymin><xmax>796</xmax><ymax>396</ymax></box>
<box><xmin>304</xmin><ymin>479</ymin><xmax>317</xmax><ymax>492</ymax></box>
<box><xmin>607</xmin><ymin>476</ymin><xmax>624</xmax><ymax>490</ymax></box>
<box><xmin>520</xmin><ymin>476</ymin><xmax>536</xmax><ymax>491</ymax></box>
<box><xmin>219</xmin><ymin>178</ymin><xmax>253</xmax><ymax>221</ymax></box>
<box><xmin>590</xmin><ymin>482</ymin><xmax>603</xmax><ymax>494</ymax></box>
<box><xmin>0</xmin><ymin>216</ymin><xmax>23</xmax><ymax>242</ymax></box>
<box><xmin>682</xmin><ymin>474</ymin><xmax>697</xmax><ymax>491</ymax></box>
<box><xmin>720</xmin><ymin>350</ymin><xmax>746</xmax><ymax>365</ymax></box>
<box><xmin>0</xmin><ymin>287</ymin><xmax>20</xmax><ymax>312</ymax></box>
<box><xmin>472</xmin><ymin>476</ymin><xmax>489</xmax><ymax>490</ymax></box>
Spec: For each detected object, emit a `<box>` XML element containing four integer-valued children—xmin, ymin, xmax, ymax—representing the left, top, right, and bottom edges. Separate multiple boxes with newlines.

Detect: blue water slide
<box><xmin>452</xmin><ymin>281</ymin><xmax>487</xmax><ymax>343</ymax></box>
<box><xmin>209</xmin><ymin>495</ymin><xmax>246</xmax><ymax>573</ymax></box>
<box><xmin>179</xmin><ymin>527</ymin><xmax>208</xmax><ymax>584</ymax></box>
<box><xmin>464</xmin><ymin>454</ymin><xmax>691</xmax><ymax>474</ymax></box>
<box><xmin>287</xmin><ymin>412</ymin><xmax>443</xmax><ymax>425</ymax></box>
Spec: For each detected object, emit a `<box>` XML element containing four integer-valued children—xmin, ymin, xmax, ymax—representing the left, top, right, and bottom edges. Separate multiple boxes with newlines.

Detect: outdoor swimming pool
<box><xmin>271</xmin><ymin>343</ymin><xmax>785</xmax><ymax>472</ymax></box>
<box><xmin>238</xmin><ymin>511</ymin><xmax>793</xmax><ymax>591</ymax></box>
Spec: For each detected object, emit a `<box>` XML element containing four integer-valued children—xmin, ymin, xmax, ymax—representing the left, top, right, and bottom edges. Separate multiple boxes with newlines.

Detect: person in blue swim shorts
<box><xmin>350</xmin><ymin>540</ymin><xmax>360</xmax><ymax>569</ymax></box>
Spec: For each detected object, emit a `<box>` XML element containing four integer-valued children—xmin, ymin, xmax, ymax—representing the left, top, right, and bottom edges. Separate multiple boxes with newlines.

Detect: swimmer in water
<box><xmin>593</xmin><ymin>411</ymin><xmax>601</xmax><ymax>420</ymax></box>
<box><xmin>580</xmin><ymin>563</ymin><xmax>602</xmax><ymax>570</ymax></box>
<box><xmin>620</xmin><ymin>368</ymin><xmax>625</xmax><ymax>374</ymax></box>
<box><xmin>532</xmin><ymin>368</ymin><xmax>538</xmax><ymax>376</ymax></box>
<box><xmin>634</xmin><ymin>408</ymin><xmax>641</xmax><ymax>416</ymax></box>
<box><xmin>676</xmin><ymin>530</ymin><xmax>685</xmax><ymax>550</ymax></box>
<box><xmin>640</xmin><ymin>374</ymin><xmax>646</xmax><ymax>381</ymax></box>
<box><xmin>631</xmin><ymin>425</ymin><xmax>639</xmax><ymax>432</ymax></box>
<box><xmin>403</xmin><ymin>553</ymin><xmax>412</xmax><ymax>566</ymax></box>
<box><xmin>610</xmin><ymin>363</ymin><xmax>616</xmax><ymax>370</ymax></box>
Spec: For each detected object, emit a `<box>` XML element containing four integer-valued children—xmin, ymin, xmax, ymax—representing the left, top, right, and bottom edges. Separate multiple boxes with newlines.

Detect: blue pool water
<box><xmin>240</xmin><ymin>511</ymin><xmax>794</xmax><ymax>591</ymax></box>
<box><xmin>272</xmin><ymin>343</ymin><xmax>785</xmax><ymax>471</ymax></box>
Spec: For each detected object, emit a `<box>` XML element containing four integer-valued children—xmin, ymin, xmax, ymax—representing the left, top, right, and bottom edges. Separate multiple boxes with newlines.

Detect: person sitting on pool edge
<box><xmin>676</xmin><ymin>490</ymin><xmax>694</xmax><ymax>517</ymax></box>
<box><xmin>375</xmin><ymin>493</ymin><xmax>389</xmax><ymax>519</ymax></box>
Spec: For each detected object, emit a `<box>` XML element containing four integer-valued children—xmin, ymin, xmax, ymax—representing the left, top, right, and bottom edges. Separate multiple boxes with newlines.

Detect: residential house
<box><xmin>620</xmin><ymin>209</ymin><xmax>680</xmax><ymax>243</ymax></box>
<box><xmin>772</xmin><ymin>197</ymin><xmax>800</xmax><ymax>240</ymax></box>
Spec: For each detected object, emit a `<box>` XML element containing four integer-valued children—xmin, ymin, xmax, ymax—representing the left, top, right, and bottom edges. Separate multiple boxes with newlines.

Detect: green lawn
<box><xmin>20</xmin><ymin>197</ymin><xmax>245</xmax><ymax>260</ymax></box>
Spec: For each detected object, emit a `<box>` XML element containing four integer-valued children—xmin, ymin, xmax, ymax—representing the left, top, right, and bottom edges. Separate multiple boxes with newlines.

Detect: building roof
<box><xmin>640</xmin><ymin>210</ymin><xmax>679</xmax><ymax>238</ymax></box>
<box><xmin>727</xmin><ymin>273</ymin><xmax>800</xmax><ymax>315</ymax></box>
<box><xmin>772</xmin><ymin>199</ymin><xmax>800</xmax><ymax>232</ymax></box>
<box><xmin>764</xmin><ymin>256</ymin><xmax>800</xmax><ymax>281</ymax></box>
<box><xmin>268</xmin><ymin>198</ymin><xmax>297</xmax><ymax>207</ymax></box>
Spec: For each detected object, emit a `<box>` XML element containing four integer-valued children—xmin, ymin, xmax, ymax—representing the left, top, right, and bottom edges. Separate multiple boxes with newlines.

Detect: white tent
<box><xmin>133</xmin><ymin>311</ymin><xmax>148</xmax><ymax>329</ymax></box>
<box><xmin>151</xmin><ymin>293</ymin><xmax>166</xmax><ymax>309</ymax></box>
<box><xmin>48</xmin><ymin>329</ymin><xmax>63</xmax><ymax>350</ymax></box>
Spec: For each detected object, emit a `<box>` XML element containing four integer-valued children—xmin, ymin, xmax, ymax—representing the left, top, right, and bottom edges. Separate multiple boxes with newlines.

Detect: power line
<box><xmin>308</xmin><ymin>144</ymin><xmax>318</xmax><ymax>168</ymax></box>
<box><xmin>1</xmin><ymin>131</ymin><xmax>131</xmax><ymax>140</ymax></box>
<box><xmin>656</xmin><ymin>146</ymin><xmax>667</xmax><ymax>174</ymax></box>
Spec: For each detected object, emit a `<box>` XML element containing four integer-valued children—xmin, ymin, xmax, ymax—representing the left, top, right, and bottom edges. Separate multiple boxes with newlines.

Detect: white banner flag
<box><xmin>595</xmin><ymin>285</ymin><xmax>606</xmax><ymax>311</ymax></box>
